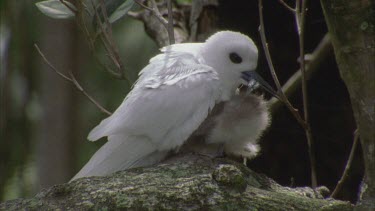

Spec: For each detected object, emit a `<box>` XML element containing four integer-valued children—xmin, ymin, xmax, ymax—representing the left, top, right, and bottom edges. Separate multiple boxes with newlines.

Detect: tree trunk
<box><xmin>36</xmin><ymin>19</ymin><xmax>80</xmax><ymax>190</ymax></box>
<box><xmin>320</xmin><ymin>0</ymin><xmax>375</xmax><ymax>209</ymax></box>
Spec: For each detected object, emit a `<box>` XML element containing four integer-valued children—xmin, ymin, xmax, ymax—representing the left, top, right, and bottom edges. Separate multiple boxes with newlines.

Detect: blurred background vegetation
<box><xmin>0</xmin><ymin>0</ymin><xmax>363</xmax><ymax>204</ymax></box>
<box><xmin>0</xmin><ymin>0</ymin><xmax>158</xmax><ymax>200</ymax></box>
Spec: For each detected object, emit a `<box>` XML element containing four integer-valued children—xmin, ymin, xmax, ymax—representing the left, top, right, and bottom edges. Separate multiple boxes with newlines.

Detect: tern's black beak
<box><xmin>241</xmin><ymin>71</ymin><xmax>281</xmax><ymax>100</ymax></box>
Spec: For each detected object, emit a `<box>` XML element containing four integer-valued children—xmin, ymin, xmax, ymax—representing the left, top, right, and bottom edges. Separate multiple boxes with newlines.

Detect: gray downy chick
<box><xmin>183</xmin><ymin>91</ymin><xmax>271</xmax><ymax>160</ymax></box>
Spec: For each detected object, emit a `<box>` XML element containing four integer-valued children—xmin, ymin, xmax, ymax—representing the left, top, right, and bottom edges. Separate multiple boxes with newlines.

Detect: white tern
<box><xmin>72</xmin><ymin>31</ymin><xmax>274</xmax><ymax>180</ymax></box>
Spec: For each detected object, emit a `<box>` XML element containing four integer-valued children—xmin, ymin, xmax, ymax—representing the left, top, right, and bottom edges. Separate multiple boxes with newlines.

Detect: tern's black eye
<box><xmin>229</xmin><ymin>52</ymin><xmax>242</xmax><ymax>64</ymax></box>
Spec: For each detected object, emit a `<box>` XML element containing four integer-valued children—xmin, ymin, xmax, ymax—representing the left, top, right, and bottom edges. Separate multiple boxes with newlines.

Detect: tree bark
<box><xmin>0</xmin><ymin>154</ymin><xmax>353</xmax><ymax>210</ymax></box>
<box><xmin>320</xmin><ymin>0</ymin><xmax>375</xmax><ymax>210</ymax></box>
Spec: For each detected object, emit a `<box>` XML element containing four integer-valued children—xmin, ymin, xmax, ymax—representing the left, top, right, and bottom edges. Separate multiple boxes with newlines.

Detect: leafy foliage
<box><xmin>106</xmin><ymin>0</ymin><xmax>135</xmax><ymax>23</ymax></box>
<box><xmin>36</xmin><ymin>0</ymin><xmax>135</xmax><ymax>24</ymax></box>
<box><xmin>35</xmin><ymin>0</ymin><xmax>76</xmax><ymax>19</ymax></box>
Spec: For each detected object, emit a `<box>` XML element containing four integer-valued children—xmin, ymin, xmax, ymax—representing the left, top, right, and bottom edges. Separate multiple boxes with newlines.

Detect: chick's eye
<box><xmin>229</xmin><ymin>52</ymin><xmax>242</xmax><ymax>64</ymax></box>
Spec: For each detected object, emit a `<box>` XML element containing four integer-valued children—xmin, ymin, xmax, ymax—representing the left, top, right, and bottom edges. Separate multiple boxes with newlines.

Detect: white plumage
<box><xmin>72</xmin><ymin>31</ymin><xmax>268</xmax><ymax>180</ymax></box>
<box><xmin>207</xmin><ymin>94</ymin><xmax>270</xmax><ymax>159</ymax></box>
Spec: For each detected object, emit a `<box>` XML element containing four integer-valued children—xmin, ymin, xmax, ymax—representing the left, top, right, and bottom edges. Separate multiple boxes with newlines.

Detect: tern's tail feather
<box><xmin>87</xmin><ymin>117</ymin><xmax>113</xmax><ymax>141</ymax></box>
<box><xmin>71</xmin><ymin>135</ymin><xmax>167</xmax><ymax>181</ymax></box>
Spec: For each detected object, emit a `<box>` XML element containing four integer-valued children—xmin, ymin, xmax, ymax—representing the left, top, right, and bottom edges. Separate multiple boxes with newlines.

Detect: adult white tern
<box><xmin>72</xmin><ymin>31</ymin><xmax>275</xmax><ymax>180</ymax></box>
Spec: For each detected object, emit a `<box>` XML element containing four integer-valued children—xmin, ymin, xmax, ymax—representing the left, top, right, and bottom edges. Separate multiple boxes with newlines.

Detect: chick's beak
<box><xmin>241</xmin><ymin>71</ymin><xmax>280</xmax><ymax>99</ymax></box>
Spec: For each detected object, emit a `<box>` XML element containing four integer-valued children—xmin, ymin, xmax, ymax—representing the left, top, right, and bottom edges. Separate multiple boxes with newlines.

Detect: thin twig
<box><xmin>94</xmin><ymin>4</ymin><xmax>119</xmax><ymax>67</ymax></box>
<box><xmin>259</xmin><ymin>0</ymin><xmax>318</xmax><ymax>188</ymax></box>
<box><xmin>134</xmin><ymin>0</ymin><xmax>154</xmax><ymax>11</ymax></box>
<box><xmin>268</xmin><ymin>34</ymin><xmax>332</xmax><ymax>112</ymax></box>
<box><xmin>135</xmin><ymin>0</ymin><xmax>168</xmax><ymax>27</ymax></box>
<box><xmin>278</xmin><ymin>0</ymin><xmax>296</xmax><ymax>13</ymax></box>
<box><xmin>127</xmin><ymin>11</ymin><xmax>142</xmax><ymax>19</ymax></box>
<box><xmin>74</xmin><ymin>1</ymin><xmax>132</xmax><ymax>87</ymax></box>
<box><xmin>35</xmin><ymin>45</ymin><xmax>72</xmax><ymax>82</ymax></box>
<box><xmin>331</xmin><ymin>129</ymin><xmax>359</xmax><ymax>198</ymax></box>
<box><xmin>99</xmin><ymin>0</ymin><xmax>113</xmax><ymax>39</ymax></box>
<box><xmin>82</xmin><ymin>2</ymin><xmax>93</xmax><ymax>17</ymax></box>
<box><xmin>150</xmin><ymin>0</ymin><xmax>169</xmax><ymax>28</ymax></box>
<box><xmin>77</xmin><ymin>13</ymin><xmax>123</xmax><ymax>79</ymax></box>
<box><xmin>295</xmin><ymin>0</ymin><xmax>301</xmax><ymax>34</ymax></box>
<box><xmin>89</xmin><ymin>0</ymin><xmax>133</xmax><ymax>86</ymax></box>
<box><xmin>59</xmin><ymin>0</ymin><xmax>77</xmax><ymax>14</ymax></box>
<box><xmin>150</xmin><ymin>0</ymin><xmax>162</xmax><ymax>18</ymax></box>
<box><xmin>133</xmin><ymin>0</ymin><xmax>175</xmax><ymax>45</ymax></box>
<box><xmin>74</xmin><ymin>1</ymin><xmax>96</xmax><ymax>50</ymax></box>
<box><xmin>166</xmin><ymin>0</ymin><xmax>175</xmax><ymax>44</ymax></box>
<box><xmin>99</xmin><ymin>0</ymin><xmax>125</xmax><ymax>75</ymax></box>
<box><xmin>96</xmin><ymin>1</ymin><xmax>121</xmax><ymax>70</ymax></box>
<box><xmin>77</xmin><ymin>18</ymin><xmax>95</xmax><ymax>50</ymax></box>
<box><xmin>34</xmin><ymin>44</ymin><xmax>112</xmax><ymax>116</ymax></box>
<box><xmin>258</xmin><ymin>0</ymin><xmax>307</xmax><ymax>129</ymax></box>
<box><xmin>296</xmin><ymin>0</ymin><xmax>317</xmax><ymax>189</ymax></box>
<box><xmin>87</xmin><ymin>0</ymin><xmax>123</xmax><ymax>78</ymax></box>
<box><xmin>133</xmin><ymin>0</ymin><xmax>171</xmax><ymax>40</ymax></box>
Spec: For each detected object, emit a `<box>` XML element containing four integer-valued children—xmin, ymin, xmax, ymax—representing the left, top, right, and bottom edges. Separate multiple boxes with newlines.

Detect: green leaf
<box><xmin>35</xmin><ymin>0</ymin><xmax>76</xmax><ymax>19</ymax></box>
<box><xmin>176</xmin><ymin>0</ymin><xmax>192</xmax><ymax>4</ymax></box>
<box><xmin>108</xmin><ymin>0</ymin><xmax>135</xmax><ymax>23</ymax></box>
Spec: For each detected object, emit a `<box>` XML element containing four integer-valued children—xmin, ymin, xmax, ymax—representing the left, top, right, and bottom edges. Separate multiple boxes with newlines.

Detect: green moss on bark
<box><xmin>1</xmin><ymin>154</ymin><xmax>353</xmax><ymax>210</ymax></box>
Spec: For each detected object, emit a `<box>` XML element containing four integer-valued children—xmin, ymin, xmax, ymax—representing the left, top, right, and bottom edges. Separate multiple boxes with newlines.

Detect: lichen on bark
<box><xmin>1</xmin><ymin>154</ymin><xmax>353</xmax><ymax>210</ymax></box>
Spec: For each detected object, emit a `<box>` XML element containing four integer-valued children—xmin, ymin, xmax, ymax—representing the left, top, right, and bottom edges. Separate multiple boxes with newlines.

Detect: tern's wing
<box><xmin>138</xmin><ymin>43</ymin><xmax>203</xmax><ymax>80</ymax></box>
<box><xmin>87</xmin><ymin>49</ymin><xmax>221</xmax><ymax>151</ymax></box>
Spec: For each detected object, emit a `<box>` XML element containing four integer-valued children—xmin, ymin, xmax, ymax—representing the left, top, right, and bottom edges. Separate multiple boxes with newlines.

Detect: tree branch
<box><xmin>92</xmin><ymin>0</ymin><xmax>130</xmax><ymax>84</ymax></box>
<box><xmin>0</xmin><ymin>154</ymin><xmax>352</xmax><ymax>210</ymax></box>
<box><xmin>130</xmin><ymin>0</ymin><xmax>188</xmax><ymax>47</ymax></box>
<box><xmin>59</xmin><ymin>0</ymin><xmax>77</xmax><ymax>14</ymax></box>
<box><xmin>34</xmin><ymin>44</ymin><xmax>112</xmax><ymax>116</ymax></box>
<box><xmin>258</xmin><ymin>0</ymin><xmax>307</xmax><ymax>129</ymax></box>
<box><xmin>331</xmin><ymin>129</ymin><xmax>360</xmax><ymax>198</ymax></box>
<box><xmin>268</xmin><ymin>34</ymin><xmax>332</xmax><ymax>112</ymax></box>
<box><xmin>295</xmin><ymin>0</ymin><xmax>317</xmax><ymax>189</ymax></box>
<box><xmin>133</xmin><ymin>0</ymin><xmax>175</xmax><ymax>45</ymax></box>
<box><xmin>278</xmin><ymin>0</ymin><xmax>296</xmax><ymax>13</ymax></box>
<box><xmin>166</xmin><ymin>0</ymin><xmax>175</xmax><ymax>44</ymax></box>
<box><xmin>259</xmin><ymin>0</ymin><xmax>319</xmax><ymax>189</ymax></box>
<box><xmin>134</xmin><ymin>0</ymin><xmax>168</xmax><ymax>28</ymax></box>
<box><xmin>72</xmin><ymin>0</ymin><xmax>131</xmax><ymax>83</ymax></box>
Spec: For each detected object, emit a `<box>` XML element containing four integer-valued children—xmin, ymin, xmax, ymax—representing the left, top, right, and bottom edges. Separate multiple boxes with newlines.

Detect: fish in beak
<box><xmin>241</xmin><ymin>70</ymin><xmax>281</xmax><ymax>100</ymax></box>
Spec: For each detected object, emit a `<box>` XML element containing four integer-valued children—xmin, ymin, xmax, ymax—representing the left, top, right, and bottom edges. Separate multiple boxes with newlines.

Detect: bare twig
<box><xmin>34</xmin><ymin>44</ymin><xmax>112</xmax><ymax>116</ymax></box>
<box><xmin>79</xmin><ymin>0</ymin><xmax>132</xmax><ymax>87</ymax></box>
<box><xmin>134</xmin><ymin>0</ymin><xmax>175</xmax><ymax>45</ymax></box>
<box><xmin>127</xmin><ymin>11</ymin><xmax>142</xmax><ymax>19</ymax></box>
<box><xmin>76</xmin><ymin>12</ymin><xmax>124</xmax><ymax>79</ymax></box>
<box><xmin>134</xmin><ymin>0</ymin><xmax>154</xmax><ymax>11</ymax></box>
<box><xmin>278</xmin><ymin>0</ymin><xmax>295</xmax><ymax>13</ymax></box>
<box><xmin>82</xmin><ymin>2</ymin><xmax>93</xmax><ymax>17</ymax></box>
<box><xmin>95</xmin><ymin>0</ymin><xmax>127</xmax><ymax>79</ymax></box>
<box><xmin>92</xmin><ymin>1</ymin><xmax>118</xmax><ymax>64</ymax></box>
<box><xmin>72</xmin><ymin>0</ymin><xmax>129</xmax><ymax>82</ymax></box>
<box><xmin>331</xmin><ymin>129</ymin><xmax>360</xmax><ymax>198</ymax></box>
<box><xmin>98</xmin><ymin>0</ymin><xmax>113</xmax><ymax>40</ymax></box>
<box><xmin>295</xmin><ymin>0</ymin><xmax>317</xmax><ymax>189</ymax></box>
<box><xmin>259</xmin><ymin>0</ymin><xmax>318</xmax><ymax>188</ymax></box>
<box><xmin>134</xmin><ymin>0</ymin><xmax>168</xmax><ymax>27</ymax></box>
<box><xmin>166</xmin><ymin>0</ymin><xmax>175</xmax><ymax>44</ymax></box>
<box><xmin>295</xmin><ymin>0</ymin><xmax>301</xmax><ymax>33</ymax></box>
<box><xmin>150</xmin><ymin>0</ymin><xmax>163</xmax><ymax>20</ymax></box>
<box><xmin>269</xmin><ymin>34</ymin><xmax>332</xmax><ymax>112</ymax></box>
<box><xmin>59</xmin><ymin>0</ymin><xmax>77</xmax><ymax>14</ymax></box>
<box><xmin>258</xmin><ymin>0</ymin><xmax>307</xmax><ymax>129</ymax></box>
